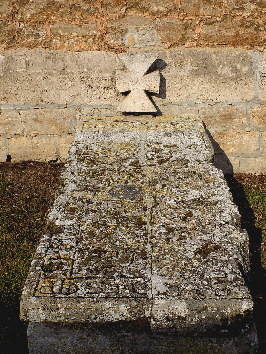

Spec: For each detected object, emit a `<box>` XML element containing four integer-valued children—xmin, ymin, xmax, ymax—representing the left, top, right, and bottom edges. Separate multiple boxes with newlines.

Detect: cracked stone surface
<box><xmin>21</xmin><ymin>115</ymin><xmax>254</xmax><ymax>337</ymax></box>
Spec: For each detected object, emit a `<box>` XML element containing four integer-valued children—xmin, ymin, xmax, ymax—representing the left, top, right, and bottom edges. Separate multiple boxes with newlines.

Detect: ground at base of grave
<box><xmin>0</xmin><ymin>162</ymin><xmax>265</xmax><ymax>353</ymax></box>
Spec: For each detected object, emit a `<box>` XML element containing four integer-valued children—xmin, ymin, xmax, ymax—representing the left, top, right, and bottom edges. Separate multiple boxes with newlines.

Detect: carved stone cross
<box><xmin>116</xmin><ymin>53</ymin><xmax>160</xmax><ymax>113</ymax></box>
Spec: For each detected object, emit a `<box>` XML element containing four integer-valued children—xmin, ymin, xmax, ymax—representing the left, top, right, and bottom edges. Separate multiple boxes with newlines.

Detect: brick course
<box><xmin>9</xmin><ymin>136</ymin><xmax>56</xmax><ymax>162</ymax></box>
<box><xmin>0</xmin><ymin>0</ymin><xmax>264</xmax><ymax>51</ymax></box>
<box><xmin>0</xmin><ymin>2</ymin><xmax>265</xmax><ymax>172</ymax></box>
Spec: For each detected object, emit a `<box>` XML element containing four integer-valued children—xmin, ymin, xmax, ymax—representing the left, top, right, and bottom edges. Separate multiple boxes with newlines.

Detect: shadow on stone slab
<box><xmin>27</xmin><ymin>321</ymin><xmax>258</xmax><ymax>354</ymax></box>
<box><xmin>204</xmin><ymin>127</ymin><xmax>265</xmax><ymax>352</ymax></box>
<box><xmin>225</xmin><ymin>175</ymin><xmax>265</xmax><ymax>353</ymax></box>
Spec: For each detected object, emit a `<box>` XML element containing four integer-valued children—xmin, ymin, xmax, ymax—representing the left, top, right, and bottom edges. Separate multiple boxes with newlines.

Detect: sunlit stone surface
<box><xmin>116</xmin><ymin>53</ymin><xmax>160</xmax><ymax>113</ymax></box>
<box><xmin>20</xmin><ymin>115</ymin><xmax>257</xmax><ymax>352</ymax></box>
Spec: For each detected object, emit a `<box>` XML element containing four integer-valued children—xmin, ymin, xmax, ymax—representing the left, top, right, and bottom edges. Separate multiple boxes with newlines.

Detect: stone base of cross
<box><xmin>116</xmin><ymin>53</ymin><xmax>160</xmax><ymax>113</ymax></box>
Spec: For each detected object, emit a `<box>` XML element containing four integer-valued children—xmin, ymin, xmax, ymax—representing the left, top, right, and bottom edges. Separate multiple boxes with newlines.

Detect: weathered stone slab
<box><xmin>20</xmin><ymin>115</ymin><xmax>256</xmax><ymax>351</ymax></box>
<box><xmin>0</xmin><ymin>48</ymin><xmax>256</xmax><ymax>107</ymax></box>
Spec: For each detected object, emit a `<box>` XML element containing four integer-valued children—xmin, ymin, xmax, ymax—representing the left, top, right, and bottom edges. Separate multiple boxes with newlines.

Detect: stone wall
<box><xmin>0</xmin><ymin>1</ymin><xmax>265</xmax><ymax>51</ymax></box>
<box><xmin>0</xmin><ymin>1</ymin><xmax>265</xmax><ymax>173</ymax></box>
<box><xmin>0</xmin><ymin>48</ymin><xmax>265</xmax><ymax>173</ymax></box>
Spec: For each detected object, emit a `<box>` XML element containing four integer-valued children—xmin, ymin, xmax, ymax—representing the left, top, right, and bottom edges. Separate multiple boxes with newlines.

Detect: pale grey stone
<box><xmin>21</xmin><ymin>115</ymin><xmax>255</xmax><ymax>351</ymax></box>
<box><xmin>116</xmin><ymin>53</ymin><xmax>160</xmax><ymax>113</ymax></box>
<box><xmin>0</xmin><ymin>48</ymin><xmax>256</xmax><ymax>107</ymax></box>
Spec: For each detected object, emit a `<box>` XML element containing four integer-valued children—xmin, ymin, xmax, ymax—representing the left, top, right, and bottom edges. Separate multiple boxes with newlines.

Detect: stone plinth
<box><xmin>20</xmin><ymin>115</ymin><xmax>257</xmax><ymax>352</ymax></box>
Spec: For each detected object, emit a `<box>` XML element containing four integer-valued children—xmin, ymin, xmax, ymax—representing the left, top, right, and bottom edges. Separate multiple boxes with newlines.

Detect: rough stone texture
<box><xmin>227</xmin><ymin>0</ymin><xmax>266</xmax><ymax>14</ymax></box>
<box><xmin>0</xmin><ymin>48</ymin><xmax>265</xmax><ymax>172</ymax></box>
<box><xmin>212</xmin><ymin>130</ymin><xmax>260</xmax><ymax>154</ymax></box>
<box><xmin>198</xmin><ymin>16</ymin><xmax>264</xmax><ymax>48</ymax></box>
<box><xmin>201</xmin><ymin>106</ymin><xmax>247</xmax><ymax>129</ymax></box>
<box><xmin>0</xmin><ymin>0</ymin><xmax>264</xmax><ymax>50</ymax></box>
<box><xmin>259</xmin><ymin>77</ymin><xmax>266</xmax><ymax>101</ymax></box>
<box><xmin>0</xmin><ymin>48</ymin><xmax>256</xmax><ymax>105</ymax></box>
<box><xmin>0</xmin><ymin>110</ymin><xmax>23</xmax><ymax>136</ymax></box>
<box><xmin>56</xmin><ymin>136</ymin><xmax>74</xmax><ymax>161</ymax></box>
<box><xmin>0</xmin><ymin>136</ymin><xmax>7</xmax><ymax>162</ymax></box>
<box><xmin>108</xmin><ymin>16</ymin><xmax>161</xmax><ymax>49</ymax></box>
<box><xmin>21</xmin><ymin>115</ymin><xmax>255</xmax><ymax>351</ymax></box>
<box><xmin>155</xmin><ymin>19</ymin><xmax>197</xmax><ymax>47</ymax></box>
<box><xmin>259</xmin><ymin>51</ymin><xmax>266</xmax><ymax>101</ymax></box>
<box><xmin>9</xmin><ymin>136</ymin><xmax>56</xmax><ymax>161</ymax></box>
<box><xmin>180</xmin><ymin>0</ymin><xmax>223</xmax><ymax>16</ymax></box>
<box><xmin>160</xmin><ymin>49</ymin><xmax>256</xmax><ymax>104</ymax></box>
<box><xmin>0</xmin><ymin>72</ymin><xmax>119</xmax><ymax>106</ymax></box>
<box><xmin>21</xmin><ymin>108</ymin><xmax>74</xmax><ymax>136</ymax></box>
<box><xmin>249</xmin><ymin>105</ymin><xmax>266</xmax><ymax>127</ymax></box>
<box><xmin>234</xmin><ymin>156</ymin><xmax>266</xmax><ymax>174</ymax></box>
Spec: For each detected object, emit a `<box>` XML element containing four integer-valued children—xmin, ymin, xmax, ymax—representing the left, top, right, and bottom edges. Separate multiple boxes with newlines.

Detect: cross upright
<box><xmin>116</xmin><ymin>53</ymin><xmax>160</xmax><ymax>113</ymax></box>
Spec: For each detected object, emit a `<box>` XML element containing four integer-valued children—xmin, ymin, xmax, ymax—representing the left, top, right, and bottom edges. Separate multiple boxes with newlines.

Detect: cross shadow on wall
<box><xmin>146</xmin><ymin>59</ymin><xmax>167</xmax><ymax>116</ymax></box>
<box><xmin>204</xmin><ymin>125</ymin><xmax>265</xmax><ymax>351</ymax></box>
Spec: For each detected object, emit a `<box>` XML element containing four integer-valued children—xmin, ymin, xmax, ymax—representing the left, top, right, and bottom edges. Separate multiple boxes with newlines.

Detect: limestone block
<box><xmin>56</xmin><ymin>136</ymin><xmax>74</xmax><ymax>161</ymax></box>
<box><xmin>9</xmin><ymin>136</ymin><xmax>56</xmax><ymax>162</ymax></box>
<box><xmin>249</xmin><ymin>105</ymin><xmax>266</xmax><ymax>127</ymax></box>
<box><xmin>212</xmin><ymin>130</ymin><xmax>260</xmax><ymax>154</ymax></box>
<box><xmin>0</xmin><ymin>111</ymin><xmax>23</xmax><ymax>136</ymax></box>
<box><xmin>0</xmin><ymin>1</ymin><xmax>9</xmax><ymax>14</ymax></box>
<box><xmin>226</xmin><ymin>0</ymin><xmax>265</xmax><ymax>14</ymax></box>
<box><xmin>260</xmin><ymin>50</ymin><xmax>266</xmax><ymax>73</ymax></box>
<box><xmin>51</xmin><ymin>23</ymin><xmax>98</xmax><ymax>37</ymax></box>
<box><xmin>21</xmin><ymin>115</ymin><xmax>253</xmax><ymax>342</ymax></box>
<box><xmin>157</xmin><ymin>48</ymin><xmax>255</xmax><ymax>104</ymax></box>
<box><xmin>0</xmin><ymin>137</ymin><xmax>7</xmax><ymax>162</ymax></box>
<box><xmin>198</xmin><ymin>16</ymin><xmax>264</xmax><ymax>48</ymax></box>
<box><xmin>18</xmin><ymin>0</ymin><xmax>98</xmax><ymax>22</ymax></box>
<box><xmin>107</xmin><ymin>16</ymin><xmax>161</xmax><ymax>48</ymax></box>
<box><xmin>234</xmin><ymin>156</ymin><xmax>266</xmax><ymax>174</ymax></box>
<box><xmin>0</xmin><ymin>49</ymin><xmax>256</xmax><ymax>107</ymax></box>
<box><xmin>156</xmin><ymin>19</ymin><xmax>196</xmax><ymax>47</ymax></box>
<box><xmin>0</xmin><ymin>50</ymin><xmax>27</xmax><ymax>73</ymax></box>
<box><xmin>180</xmin><ymin>0</ymin><xmax>223</xmax><ymax>16</ymax></box>
<box><xmin>21</xmin><ymin>108</ymin><xmax>74</xmax><ymax>136</ymax></box>
<box><xmin>259</xmin><ymin>51</ymin><xmax>266</xmax><ymax>100</ymax></box>
<box><xmin>212</xmin><ymin>154</ymin><xmax>265</xmax><ymax>175</ymax></box>
<box><xmin>0</xmin><ymin>49</ymin><xmax>119</xmax><ymax>75</ymax></box>
<box><xmin>0</xmin><ymin>72</ymin><xmax>119</xmax><ymax>105</ymax></box>
<box><xmin>122</xmin><ymin>0</ymin><xmax>179</xmax><ymax>17</ymax></box>
<box><xmin>0</xmin><ymin>53</ymin><xmax>5</xmax><ymax>75</ymax></box>
<box><xmin>259</xmin><ymin>77</ymin><xmax>266</xmax><ymax>101</ymax></box>
<box><xmin>201</xmin><ymin>106</ymin><xmax>247</xmax><ymax>129</ymax></box>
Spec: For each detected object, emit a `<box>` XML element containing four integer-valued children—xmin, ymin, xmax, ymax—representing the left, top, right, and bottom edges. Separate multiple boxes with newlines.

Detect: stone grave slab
<box><xmin>20</xmin><ymin>115</ymin><xmax>257</xmax><ymax>352</ymax></box>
